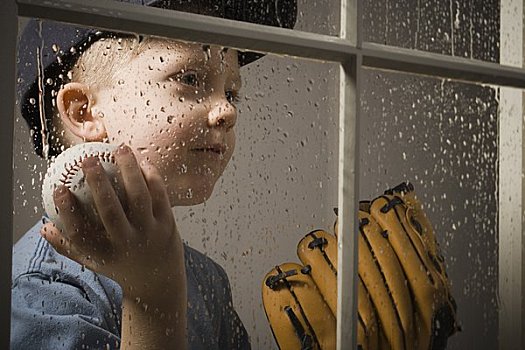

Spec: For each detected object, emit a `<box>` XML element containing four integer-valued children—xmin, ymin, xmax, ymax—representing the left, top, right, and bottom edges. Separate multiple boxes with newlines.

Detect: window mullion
<box><xmin>0</xmin><ymin>0</ymin><xmax>17</xmax><ymax>348</ymax></box>
<box><xmin>362</xmin><ymin>42</ymin><xmax>525</xmax><ymax>89</ymax></box>
<box><xmin>499</xmin><ymin>1</ymin><xmax>524</xmax><ymax>349</ymax></box>
<box><xmin>16</xmin><ymin>0</ymin><xmax>525</xmax><ymax>89</ymax></box>
<box><xmin>17</xmin><ymin>0</ymin><xmax>357</xmax><ymax>64</ymax></box>
<box><xmin>337</xmin><ymin>0</ymin><xmax>358</xmax><ymax>349</ymax></box>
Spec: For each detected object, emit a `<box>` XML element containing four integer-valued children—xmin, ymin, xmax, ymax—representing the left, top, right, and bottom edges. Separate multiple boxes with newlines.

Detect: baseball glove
<box><xmin>262</xmin><ymin>182</ymin><xmax>459</xmax><ymax>350</ymax></box>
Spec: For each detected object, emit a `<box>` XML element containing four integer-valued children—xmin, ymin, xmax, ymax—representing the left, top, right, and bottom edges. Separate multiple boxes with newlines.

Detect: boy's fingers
<box><xmin>52</xmin><ymin>186</ymin><xmax>96</xmax><ymax>253</ymax></box>
<box><xmin>82</xmin><ymin>157</ymin><xmax>129</xmax><ymax>240</ymax></box>
<box><xmin>141</xmin><ymin>160</ymin><xmax>172</xmax><ymax>222</ymax></box>
<box><xmin>40</xmin><ymin>222</ymin><xmax>77</xmax><ymax>258</ymax></box>
<box><xmin>114</xmin><ymin>145</ymin><xmax>153</xmax><ymax>222</ymax></box>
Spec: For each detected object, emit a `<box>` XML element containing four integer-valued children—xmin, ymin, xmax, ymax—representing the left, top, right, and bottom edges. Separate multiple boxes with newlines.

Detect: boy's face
<box><xmin>89</xmin><ymin>40</ymin><xmax>242</xmax><ymax>206</ymax></box>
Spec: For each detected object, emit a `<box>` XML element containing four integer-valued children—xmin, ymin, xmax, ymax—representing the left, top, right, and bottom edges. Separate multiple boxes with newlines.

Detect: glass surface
<box><xmin>108</xmin><ymin>0</ymin><xmax>341</xmax><ymax>37</ymax></box>
<box><xmin>13</xmin><ymin>18</ymin><xmax>340</xmax><ymax>349</ymax></box>
<box><xmin>360</xmin><ymin>67</ymin><xmax>513</xmax><ymax>349</ymax></box>
<box><xmin>363</xmin><ymin>0</ymin><xmax>501</xmax><ymax>63</ymax></box>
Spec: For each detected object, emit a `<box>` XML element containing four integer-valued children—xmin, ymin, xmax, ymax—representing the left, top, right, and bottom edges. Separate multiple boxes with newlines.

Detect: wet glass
<box><xmin>363</xmin><ymin>0</ymin><xmax>505</xmax><ymax>64</ymax></box>
<box><xmin>360</xmin><ymin>68</ymin><xmax>520</xmax><ymax>349</ymax></box>
<box><xmin>13</xmin><ymin>18</ymin><xmax>340</xmax><ymax>349</ymax></box>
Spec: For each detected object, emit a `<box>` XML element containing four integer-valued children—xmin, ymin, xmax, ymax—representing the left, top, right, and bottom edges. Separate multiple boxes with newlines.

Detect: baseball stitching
<box><xmin>57</xmin><ymin>150</ymin><xmax>116</xmax><ymax>192</ymax></box>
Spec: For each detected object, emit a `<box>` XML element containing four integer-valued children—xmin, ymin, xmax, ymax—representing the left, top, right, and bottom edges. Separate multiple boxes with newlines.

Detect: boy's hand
<box><xmin>40</xmin><ymin>144</ymin><xmax>184</xmax><ymax>303</ymax></box>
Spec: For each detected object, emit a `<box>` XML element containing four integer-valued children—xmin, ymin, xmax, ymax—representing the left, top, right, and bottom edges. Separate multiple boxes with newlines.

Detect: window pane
<box><xmin>360</xmin><ymin>68</ymin><xmax>522</xmax><ymax>349</ymax></box>
<box><xmin>13</xmin><ymin>18</ymin><xmax>340</xmax><ymax>349</ymax></box>
<box><xmin>107</xmin><ymin>0</ymin><xmax>341</xmax><ymax>36</ymax></box>
<box><xmin>363</xmin><ymin>0</ymin><xmax>504</xmax><ymax>64</ymax></box>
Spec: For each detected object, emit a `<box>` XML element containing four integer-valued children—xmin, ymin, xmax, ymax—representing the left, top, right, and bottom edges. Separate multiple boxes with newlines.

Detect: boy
<box><xmin>12</xmin><ymin>1</ymin><xmax>296</xmax><ymax>349</ymax></box>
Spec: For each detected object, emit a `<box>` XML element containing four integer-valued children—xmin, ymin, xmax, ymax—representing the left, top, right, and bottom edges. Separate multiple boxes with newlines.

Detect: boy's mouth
<box><xmin>192</xmin><ymin>144</ymin><xmax>226</xmax><ymax>155</ymax></box>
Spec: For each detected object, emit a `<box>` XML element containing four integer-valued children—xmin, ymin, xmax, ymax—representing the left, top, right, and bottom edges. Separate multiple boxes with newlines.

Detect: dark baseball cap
<box><xmin>17</xmin><ymin>0</ymin><xmax>297</xmax><ymax>159</ymax></box>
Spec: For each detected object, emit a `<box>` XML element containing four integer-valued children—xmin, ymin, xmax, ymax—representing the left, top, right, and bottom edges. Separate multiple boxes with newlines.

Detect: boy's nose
<box><xmin>207</xmin><ymin>101</ymin><xmax>237</xmax><ymax>130</ymax></box>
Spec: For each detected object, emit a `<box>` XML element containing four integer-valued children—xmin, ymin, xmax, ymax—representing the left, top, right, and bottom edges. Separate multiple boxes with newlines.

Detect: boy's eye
<box><xmin>171</xmin><ymin>71</ymin><xmax>199</xmax><ymax>87</ymax></box>
<box><xmin>225</xmin><ymin>90</ymin><xmax>240</xmax><ymax>105</ymax></box>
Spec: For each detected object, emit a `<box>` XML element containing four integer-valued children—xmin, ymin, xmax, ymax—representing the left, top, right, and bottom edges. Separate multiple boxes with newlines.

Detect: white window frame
<box><xmin>1</xmin><ymin>0</ymin><xmax>525</xmax><ymax>349</ymax></box>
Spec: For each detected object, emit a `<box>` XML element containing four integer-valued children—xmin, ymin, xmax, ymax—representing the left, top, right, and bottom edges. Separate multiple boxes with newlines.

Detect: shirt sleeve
<box><xmin>11</xmin><ymin>272</ymin><xmax>121</xmax><ymax>350</ymax></box>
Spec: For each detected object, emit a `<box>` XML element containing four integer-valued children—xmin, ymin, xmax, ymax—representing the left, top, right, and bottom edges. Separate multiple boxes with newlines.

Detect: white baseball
<box><xmin>42</xmin><ymin>142</ymin><xmax>127</xmax><ymax>233</ymax></box>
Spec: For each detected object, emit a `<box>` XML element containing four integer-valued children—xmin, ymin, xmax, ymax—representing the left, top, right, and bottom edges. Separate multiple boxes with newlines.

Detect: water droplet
<box><xmin>167</xmin><ymin>115</ymin><xmax>175</xmax><ymax>124</ymax></box>
<box><xmin>29</xmin><ymin>98</ymin><xmax>36</xmax><ymax>105</ymax></box>
<box><xmin>202</xmin><ymin>45</ymin><xmax>211</xmax><ymax>61</ymax></box>
<box><xmin>179</xmin><ymin>97</ymin><xmax>185</xmax><ymax>103</ymax></box>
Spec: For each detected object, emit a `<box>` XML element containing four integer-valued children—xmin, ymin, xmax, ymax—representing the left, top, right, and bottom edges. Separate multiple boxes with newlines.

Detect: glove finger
<box><xmin>370</xmin><ymin>195</ymin><xmax>436</xmax><ymax>289</ymax></box>
<box><xmin>398</xmin><ymin>187</ymin><xmax>460</xmax><ymax>337</ymax></box>
<box><xmin>397</xmin><ymin>188</ymin><xmax>441</xmax><ymax>257</ymax></box>
<box><xmin>297</xmin><ymin>230</ymin><xmax>337</xmax><ymax>315</ymax></box>
<box><xmin>404</xmin><ymin>196</ymin><xmax>453</xmax><ymax>295</ymax></box>
<box><xmin>359</xmin><ymin>211</ymin><xmax>415</xmax><ymax>349</ymax></box>
<box><xmin>262</xmin><ymin>262</ymin><xmax>336</xmax><ymax>350</ymax></box>
<box><xmin>370</xmin><ymin>194</ymin><xmax>445</xmax><ymax>349</ymax></box>
<box><xmin>358</xmin><ymin>232</ymin><xmax>406</xmax><ymax>350</ymax></box>
<box><xmin>358</xmin><ymin>277</ymin><xmax>379</xmax><ymax>350</ymax></box>
<box><xmin>377</xmin><ymin>195</ymin><xmax>439</xmax><ymax>281</ymax></box>
<box><xmin>387</xmin><ymin>185</ymin><xmax>451</xmax><ymax>287</ymax></box>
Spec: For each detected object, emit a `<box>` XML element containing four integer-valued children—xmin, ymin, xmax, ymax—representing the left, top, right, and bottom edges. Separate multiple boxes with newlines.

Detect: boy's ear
<box><xmin>56</xmin><ymin>82</ymin><xmax>107</xmax><ymax>142</ymax></box>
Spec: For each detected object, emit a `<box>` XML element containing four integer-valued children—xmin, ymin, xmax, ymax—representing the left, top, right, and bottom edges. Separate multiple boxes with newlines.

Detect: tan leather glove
<box><xmin>365</xmin><ymin>182</ymin><xmax>460</xmax><ymax>350</ymax></box>
<box><xmin>262</xmin><ymin>182</ymin><xmax>459</xmax><ymax>350</ymax></box>
<box><xmin>262</xmin><ymin>229</ymin><xmax>380</xmax><ymax>350</ymax></box>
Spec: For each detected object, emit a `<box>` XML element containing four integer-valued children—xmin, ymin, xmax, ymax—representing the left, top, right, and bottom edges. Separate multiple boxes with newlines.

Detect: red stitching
<box><xmin>57</xmin><ymin>149</ymin><xmax>116</xmax><ymax>190</ymax></box>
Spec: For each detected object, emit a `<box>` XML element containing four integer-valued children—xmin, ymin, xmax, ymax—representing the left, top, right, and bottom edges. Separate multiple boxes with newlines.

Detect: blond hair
<box><xmin>71</xmin><ymin>35</ymin><xmax>158</xmax><ymax>88</ymax></box>
<box><xmin>49</xmin><ymin>35</ymin><xmax>164</xmax><ymax>153</ymax></box>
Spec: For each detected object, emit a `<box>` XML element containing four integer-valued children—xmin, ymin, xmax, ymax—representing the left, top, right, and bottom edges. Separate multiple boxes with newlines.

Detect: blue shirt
<box><xmin>11</xmin><ymin>216</ymin><xmax>250</xmax><ymax>349</ymax></box>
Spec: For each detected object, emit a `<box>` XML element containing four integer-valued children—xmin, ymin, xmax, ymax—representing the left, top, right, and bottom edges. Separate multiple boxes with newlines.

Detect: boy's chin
<box><xmin>168</xmin><ymin>184</ymin><xmax>215</xmax><ymax>207</ymax></box>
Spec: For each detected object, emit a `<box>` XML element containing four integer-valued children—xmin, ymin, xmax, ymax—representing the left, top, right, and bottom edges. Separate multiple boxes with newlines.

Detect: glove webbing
<box><xmin>380</xmin><ymin>195</ymin><xmax>437</xmax><ymax>287</ymax></box>
<box><xmin>359</xmin><ymin>215</ymin><xmax>409</xmax><ymax>350</ymax></box>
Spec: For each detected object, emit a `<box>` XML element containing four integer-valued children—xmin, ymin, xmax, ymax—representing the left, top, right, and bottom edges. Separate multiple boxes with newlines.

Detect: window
<box><xmin>2</xmin><ymin>0</ymin><xmax>525</xmax><ymax>349</ymax></box>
